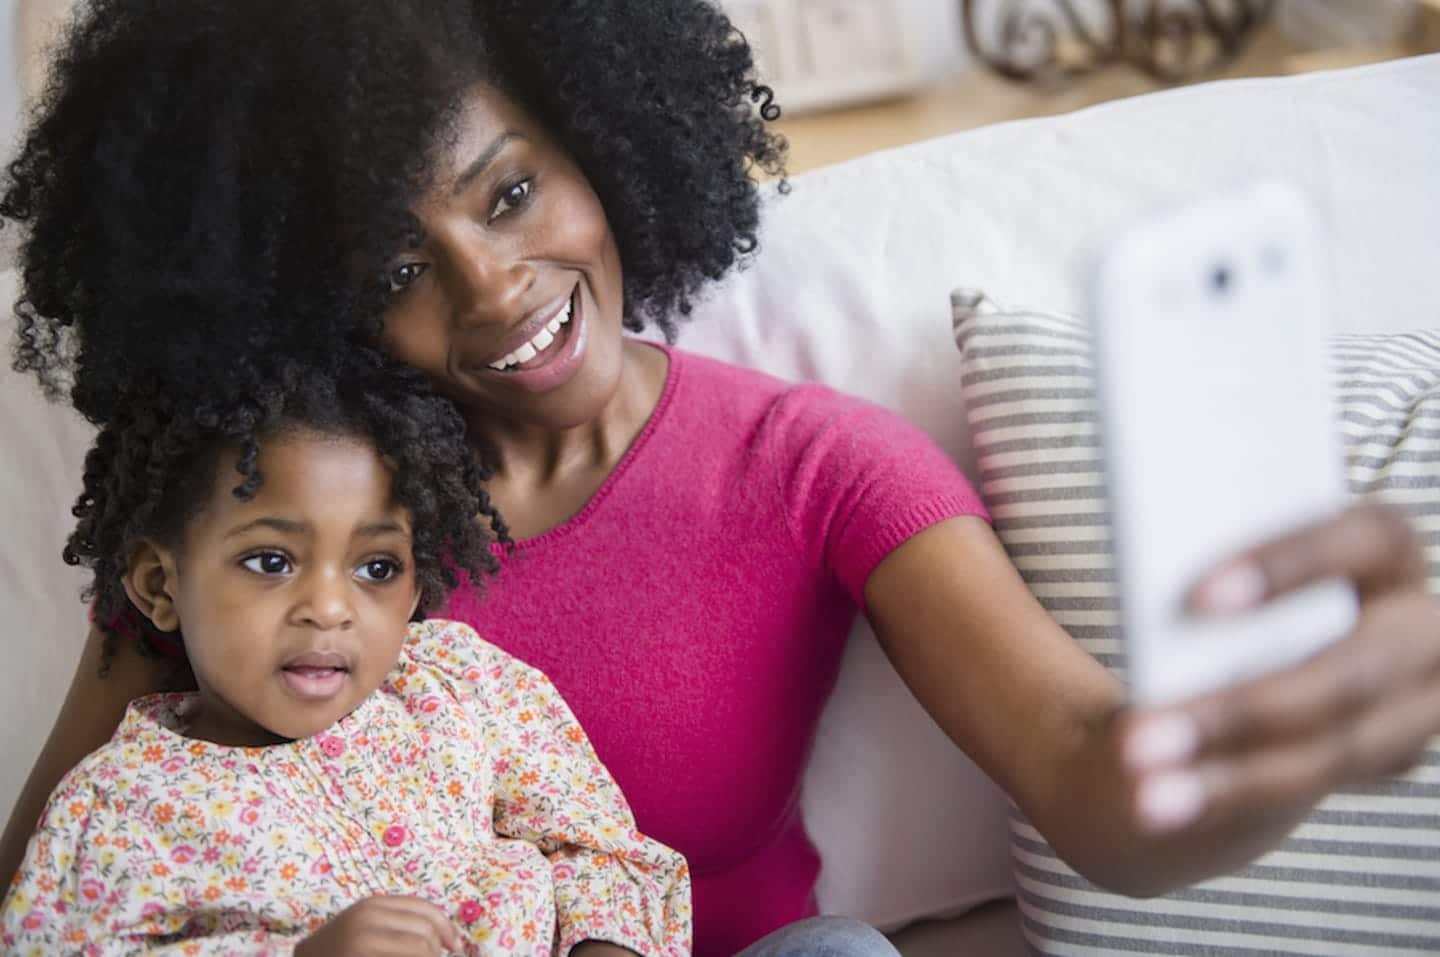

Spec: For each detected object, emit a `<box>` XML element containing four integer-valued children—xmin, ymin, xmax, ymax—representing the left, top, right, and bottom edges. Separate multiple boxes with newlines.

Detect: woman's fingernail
<box><xmin>1137</xmin><ymin>771</ymin><xmax>1207</xmax><ymax>833</ymax></box>
<box><xmin>1126</xmin><ymin>714</ymin><xmax>1198</xmax><ymax>771</ymax></box>
<box><xmin>1194</xmin><ymin>561</ymin><xmax>1267</xmax><ymax>614</ymax></box>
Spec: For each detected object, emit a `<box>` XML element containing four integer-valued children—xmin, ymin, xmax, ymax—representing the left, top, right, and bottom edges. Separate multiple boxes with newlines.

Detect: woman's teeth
<box><xmin>489</xmin><ymin>297</ymin><xmax>574</xmax><ymax>371</ymax></box>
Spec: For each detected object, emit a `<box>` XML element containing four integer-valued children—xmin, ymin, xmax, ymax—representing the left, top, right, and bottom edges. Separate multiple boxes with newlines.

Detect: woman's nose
<box><xmin>445</xmin><ymin>244</ymin><xmax>537</xmax><ymax>329</ymax></box>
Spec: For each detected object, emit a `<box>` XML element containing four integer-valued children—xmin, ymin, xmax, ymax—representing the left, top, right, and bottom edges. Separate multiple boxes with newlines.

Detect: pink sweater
<box><xmin>445</xmin><ymin>347</ymin><xmax>986</xmax><ymax>955</ymax></box>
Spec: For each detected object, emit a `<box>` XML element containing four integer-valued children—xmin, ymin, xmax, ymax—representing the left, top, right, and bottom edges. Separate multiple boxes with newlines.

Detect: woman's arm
<box><xmin>0</xmin><ymin>624</ymin><xmax>175</xmax><ymax>894</ymax></box>
<box><xmin>864</xmin><ymin>508</ymin><xmax>1439</xmax><ymax>897</ymax></box>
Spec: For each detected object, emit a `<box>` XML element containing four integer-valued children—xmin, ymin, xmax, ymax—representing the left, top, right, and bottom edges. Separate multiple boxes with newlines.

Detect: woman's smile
<box><xmin>468</xmin><ymin>282</ymin><xmax>588</xmax><ymax>394</ymax></box>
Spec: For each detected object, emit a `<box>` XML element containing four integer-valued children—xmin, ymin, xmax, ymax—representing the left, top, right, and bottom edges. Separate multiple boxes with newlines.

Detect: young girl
<box><xmin>0</xmin><ymin>350</ymin><xmax>690</xmax><ymax>956</ymax></box>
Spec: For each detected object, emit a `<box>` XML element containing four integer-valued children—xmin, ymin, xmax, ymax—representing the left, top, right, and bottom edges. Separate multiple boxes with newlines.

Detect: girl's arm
<box><xmin>865</xmin><ymin>508</ymin><xmax>1439</xmax><ymax>897</ymax></box>
<box><xmin>4</xmin><ymin>742</ymin><xmax>327</xmax><ymax>957</ymax></box>
<box><xmin>481</xmin><ymin>650</ymin><xmax>690</xmax><ymax>957</ymax></box>
<box><xmin>0</xmin><ymin>624</ymin><xmax>176</xmax><ymax>895</ymax></box>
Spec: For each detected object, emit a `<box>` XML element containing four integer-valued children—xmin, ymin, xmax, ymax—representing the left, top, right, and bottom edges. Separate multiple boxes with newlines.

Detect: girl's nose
<box><xmin>293</xmin><ymin>570</ymin><xmax>355</xmax><ymax>631</ymax></box>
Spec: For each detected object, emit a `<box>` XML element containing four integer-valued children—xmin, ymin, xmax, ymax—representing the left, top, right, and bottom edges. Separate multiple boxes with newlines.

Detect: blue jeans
<box><xmin>734</xmin><ymin>917</ymin><xmax>901</xmax><ymax>957</ymax></box>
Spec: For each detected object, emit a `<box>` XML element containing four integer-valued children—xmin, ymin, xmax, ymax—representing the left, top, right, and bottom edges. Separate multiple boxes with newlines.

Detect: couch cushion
<box><xmin>953</xmin><ymin>292</ymin><xmax>1440</xmax><ymax>955</ymax></box>
<box><xmin>0</xmin><ymin>272</ymin><xmax>94</xmax><ymax>806</ymax></box>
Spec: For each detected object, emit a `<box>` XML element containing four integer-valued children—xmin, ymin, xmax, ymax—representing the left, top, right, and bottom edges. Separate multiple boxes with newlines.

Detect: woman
<box><xmin>4</xmin><ymin>1</ymin><xmax>1438</xmax><ymax>954</ymax></box>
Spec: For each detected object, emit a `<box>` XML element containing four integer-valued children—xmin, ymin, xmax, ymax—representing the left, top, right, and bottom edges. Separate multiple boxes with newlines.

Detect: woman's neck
<box><xmin>470</xmin><ymin>341</ymin><xmax>670</xmax><ymax>539</ymax></box>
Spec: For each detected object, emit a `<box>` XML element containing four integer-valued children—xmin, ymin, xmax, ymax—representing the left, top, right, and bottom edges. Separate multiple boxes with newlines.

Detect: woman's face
<box><xmin>380</xmin><ymin>85</ymin><xmax>626</xmax><ymax>432</ymax></box>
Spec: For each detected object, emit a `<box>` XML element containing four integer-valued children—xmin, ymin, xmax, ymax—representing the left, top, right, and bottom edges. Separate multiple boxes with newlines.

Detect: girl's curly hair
<box><xmin>3</xmin><ymin>0</ymin><xmax>787</xmax><ymax>424</ymax></box>
<box><xmin>70</xmin><ymin>346</ymin><xmax>508</xmax><ymax>672</ymax></box>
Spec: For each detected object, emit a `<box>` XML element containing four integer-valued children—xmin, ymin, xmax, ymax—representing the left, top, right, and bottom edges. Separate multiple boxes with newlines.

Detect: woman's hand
<box><xmin>1123</xmin><ymin>503</ymin><xmax>1440</xmax><ymax>835</ymax></box>
<box><xmin>295</xmin><ymin>896</ymin><xmax>465</xmax><ymax>957</ymax></box>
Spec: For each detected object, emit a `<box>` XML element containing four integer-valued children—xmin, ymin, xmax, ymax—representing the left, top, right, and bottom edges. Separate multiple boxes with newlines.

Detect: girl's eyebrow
<box><xmin>224</xmin><ymin>517</ymin><xmax>307</xmax><ymax>539</ymax></box>
<box><xmin>223</xmin><ymin>518</ymin><xmax>408</xmax><ymax>540</ymax></box>
<box><xmin>355</xmin><ymin>520</ymin><xmax>408</xmax><ymax>540</ymax></box>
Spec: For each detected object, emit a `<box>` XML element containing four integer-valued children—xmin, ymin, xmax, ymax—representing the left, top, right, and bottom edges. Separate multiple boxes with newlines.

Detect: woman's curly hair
<box><xmin>70</xmin><ymin>345</ymin><xmax>508</xmax><ymax>672</ymax></box>
<box><xmin>3</xmin><ymin>0</ymin><xmax>787</xmax><ymax>424</ymax></box>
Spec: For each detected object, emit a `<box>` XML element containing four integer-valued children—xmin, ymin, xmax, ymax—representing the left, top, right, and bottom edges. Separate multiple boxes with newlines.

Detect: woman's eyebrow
<box><xmin>453</xmin><ymin>131</ymin><xmax>524</xmax><ymax>195</ymax></box>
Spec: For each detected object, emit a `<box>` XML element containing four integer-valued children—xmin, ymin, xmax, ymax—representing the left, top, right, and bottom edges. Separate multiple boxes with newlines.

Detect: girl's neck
<box><xmin>183</xmin><ymin>695</ymin><xmax>291</xmax><ymax>749</ymax></box>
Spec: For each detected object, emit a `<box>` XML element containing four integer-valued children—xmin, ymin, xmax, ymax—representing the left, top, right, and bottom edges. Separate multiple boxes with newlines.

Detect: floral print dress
<box><xmin>1</xmin><ymin>620</ymin><xmax>691</xmax><ymax>956</ymax></box>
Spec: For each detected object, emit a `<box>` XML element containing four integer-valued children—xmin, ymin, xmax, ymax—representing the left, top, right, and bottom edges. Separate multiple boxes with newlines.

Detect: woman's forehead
<box><xmin>430</xmin><ymin>85</ymin><xmax>545</xmax><ymax>184</ymax></box>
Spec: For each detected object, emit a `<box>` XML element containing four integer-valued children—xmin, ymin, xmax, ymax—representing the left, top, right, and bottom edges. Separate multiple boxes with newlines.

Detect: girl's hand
<box><xmin>1123</xmin><ymin>503</ymin><xmax>1440</xmax><ymax>834</ymax></box>
<box><xmin>296</xmin><ymin>896</ymin><xmax>466</xmax><ymax>957</ymax></box>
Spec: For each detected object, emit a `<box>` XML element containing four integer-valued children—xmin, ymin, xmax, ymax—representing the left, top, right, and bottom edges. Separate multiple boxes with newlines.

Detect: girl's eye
<box><xmin>386</xmin><ymin>262</ymin><xmax>428</xmax><ymax>294</ymax></box>
<box><xmin>241</xmin><ymin>552</ymin><xmax>292</xmax><ymax>576</ymax></box>
<box><xmin>489</xmin><ymin>179</ymin><xmax>532</xmax><ymax>221</ymax></box>
<box><xmin>356</xmin><ymin>559</ymin><xmax>402</xmax><ymax>583</ymax></box>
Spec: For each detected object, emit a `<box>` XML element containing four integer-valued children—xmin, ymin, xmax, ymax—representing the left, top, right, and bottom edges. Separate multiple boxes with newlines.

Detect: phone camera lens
<box><xmin>1261</xmin><ymin>244</ymin><xmax>1286</xmax><ymax>276</ymax></box>
<box><xmin>1210</xmin><ymin>265</ymin><xmax>1232</xmax><ymax>296</ymax></box>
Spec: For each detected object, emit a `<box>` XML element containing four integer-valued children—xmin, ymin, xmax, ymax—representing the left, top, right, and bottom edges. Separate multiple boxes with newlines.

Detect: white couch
<box><xmin>4</xmin><ymin>52</ymin><xmax>1438</xmax><ymax>955</ymax></box>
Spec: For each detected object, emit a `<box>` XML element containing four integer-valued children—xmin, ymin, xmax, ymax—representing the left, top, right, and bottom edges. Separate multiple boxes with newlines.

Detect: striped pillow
<box><xmin>951</xmin><ymin>290</ymin><xmax>1440</xmax><ymax>956</ymax></box>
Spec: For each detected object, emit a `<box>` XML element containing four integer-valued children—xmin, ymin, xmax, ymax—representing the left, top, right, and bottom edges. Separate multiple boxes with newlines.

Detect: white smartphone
<box><xmin>1090</xmin><ymin>182</ymin><xmax>1358</xmax><ymax>707</ymax></box>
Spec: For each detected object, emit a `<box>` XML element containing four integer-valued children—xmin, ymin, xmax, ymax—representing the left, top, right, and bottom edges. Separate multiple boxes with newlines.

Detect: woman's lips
<box><xmin>482</xmin><ymin>288</ymin><xmax>577</xmax><ymax>370</ymax></box>
<box><xmin>475</xmin><ymin>286</ymin><xmax>588</xmax><ymax>394</ymax></box>
<box><xmin>499</xmin><ymin>293</ymin><xmax>576</xmax><ymax>373</ymax></box>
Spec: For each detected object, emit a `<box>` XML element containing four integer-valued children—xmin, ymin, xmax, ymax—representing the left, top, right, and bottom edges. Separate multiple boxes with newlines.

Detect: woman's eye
<box><xmin>386</xmin><ymin>262</ymin><xmax>428</xmax><ymax>294</ymax></box>
<box><xmin>241</xmin><ymin>552</ymin><xmax>292</xmax><ymax>576</ymax></box>
<box><xmin>356</xmin><ymin>559</ymin><xmax>402</xmax><ymax>583</ymax></box>
<box><xmin>489</xmin><ymin>179</ymin><xmax>532</xmax><ymax>221</ymax></box>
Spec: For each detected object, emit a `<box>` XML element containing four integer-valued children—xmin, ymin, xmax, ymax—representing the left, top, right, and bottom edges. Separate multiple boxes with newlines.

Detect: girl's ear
<box><xmin>122</xmin><ymin>540</ymin><xmax>182</xmax><ymax>633</ymax></box>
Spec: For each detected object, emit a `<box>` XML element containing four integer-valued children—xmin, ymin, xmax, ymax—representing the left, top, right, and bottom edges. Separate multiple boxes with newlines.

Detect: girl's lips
<box><xmin>283</xmin><ymin>650</ymin><xmax>349</xmax><ymax>670</ymax></box>
<box><xmin>279</xmin><ymin>650</ymin><xmax>350</xmax><ymax>701</ymax></box>
<box><xmin>279</xmin><ymin>665</ymin><xmax>349</xmax><ymax>701</ymax></box>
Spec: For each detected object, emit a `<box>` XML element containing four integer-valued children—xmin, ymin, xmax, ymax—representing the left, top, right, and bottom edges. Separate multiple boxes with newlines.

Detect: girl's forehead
<box><xmin>201</xmin><ymin>432</ymin><xmax>404</xmax><ymax>528</ymax></box>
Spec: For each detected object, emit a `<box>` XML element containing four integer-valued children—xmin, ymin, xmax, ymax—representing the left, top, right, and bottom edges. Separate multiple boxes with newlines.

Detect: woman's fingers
<box><xmin>1129</xmin><ymin>592</ymin><xmax>1440</xmax><ymax>835</ymax></box>
<box><xmin>1138</xmin><ymin>674</ymin><xmax>1440</xmax><ymax>833</ymax></box>
<box><xmin>1186</xmin><ymin>593</ymin><xmax>1440</xmax><ymax>755</ymax></box>
<box><xmin>1126</xmin><ymin>592</ymin><xmax>1440</xmax><ymax>774</ymax></box>
<box><xmin>1189</xmin><ymin>503</ymin><xmax>1426</xmax><ymax>612</ymax></box>
<box><xmin>1124</xmin><ymin>503</ymin><xmax>1440</xmax><ymax>835</ymax></box>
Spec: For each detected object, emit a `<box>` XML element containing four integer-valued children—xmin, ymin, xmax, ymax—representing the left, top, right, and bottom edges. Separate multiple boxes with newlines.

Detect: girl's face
<box><xmin>380</xmin><ymin>84</ymin><xmax>627</xmax><ymax>432</ymax></box>
<box><xmin>129</xmin><ymin>430</ymin><xmax>420</xmax><ymax>746</ymax></box>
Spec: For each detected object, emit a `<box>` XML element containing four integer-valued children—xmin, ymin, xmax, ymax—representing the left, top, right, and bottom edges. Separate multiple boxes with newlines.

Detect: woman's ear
<box><xmin>122</xmin><ymin>540</ymin><xmax>182</xmax><ymax>633</ymax></box>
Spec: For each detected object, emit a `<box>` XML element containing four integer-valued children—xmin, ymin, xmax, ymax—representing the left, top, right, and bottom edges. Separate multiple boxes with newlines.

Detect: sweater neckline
<box><xmin>495</xmin><ymin>341</ymin><xmax>681</xmax><ymax>553</ymax></box>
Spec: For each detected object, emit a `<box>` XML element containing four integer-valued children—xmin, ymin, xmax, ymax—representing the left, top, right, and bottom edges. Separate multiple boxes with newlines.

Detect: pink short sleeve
<box><xmin>764</xmin><ymin>385</ymin><xmax>989</xmax><ymax>611</ymax></box>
